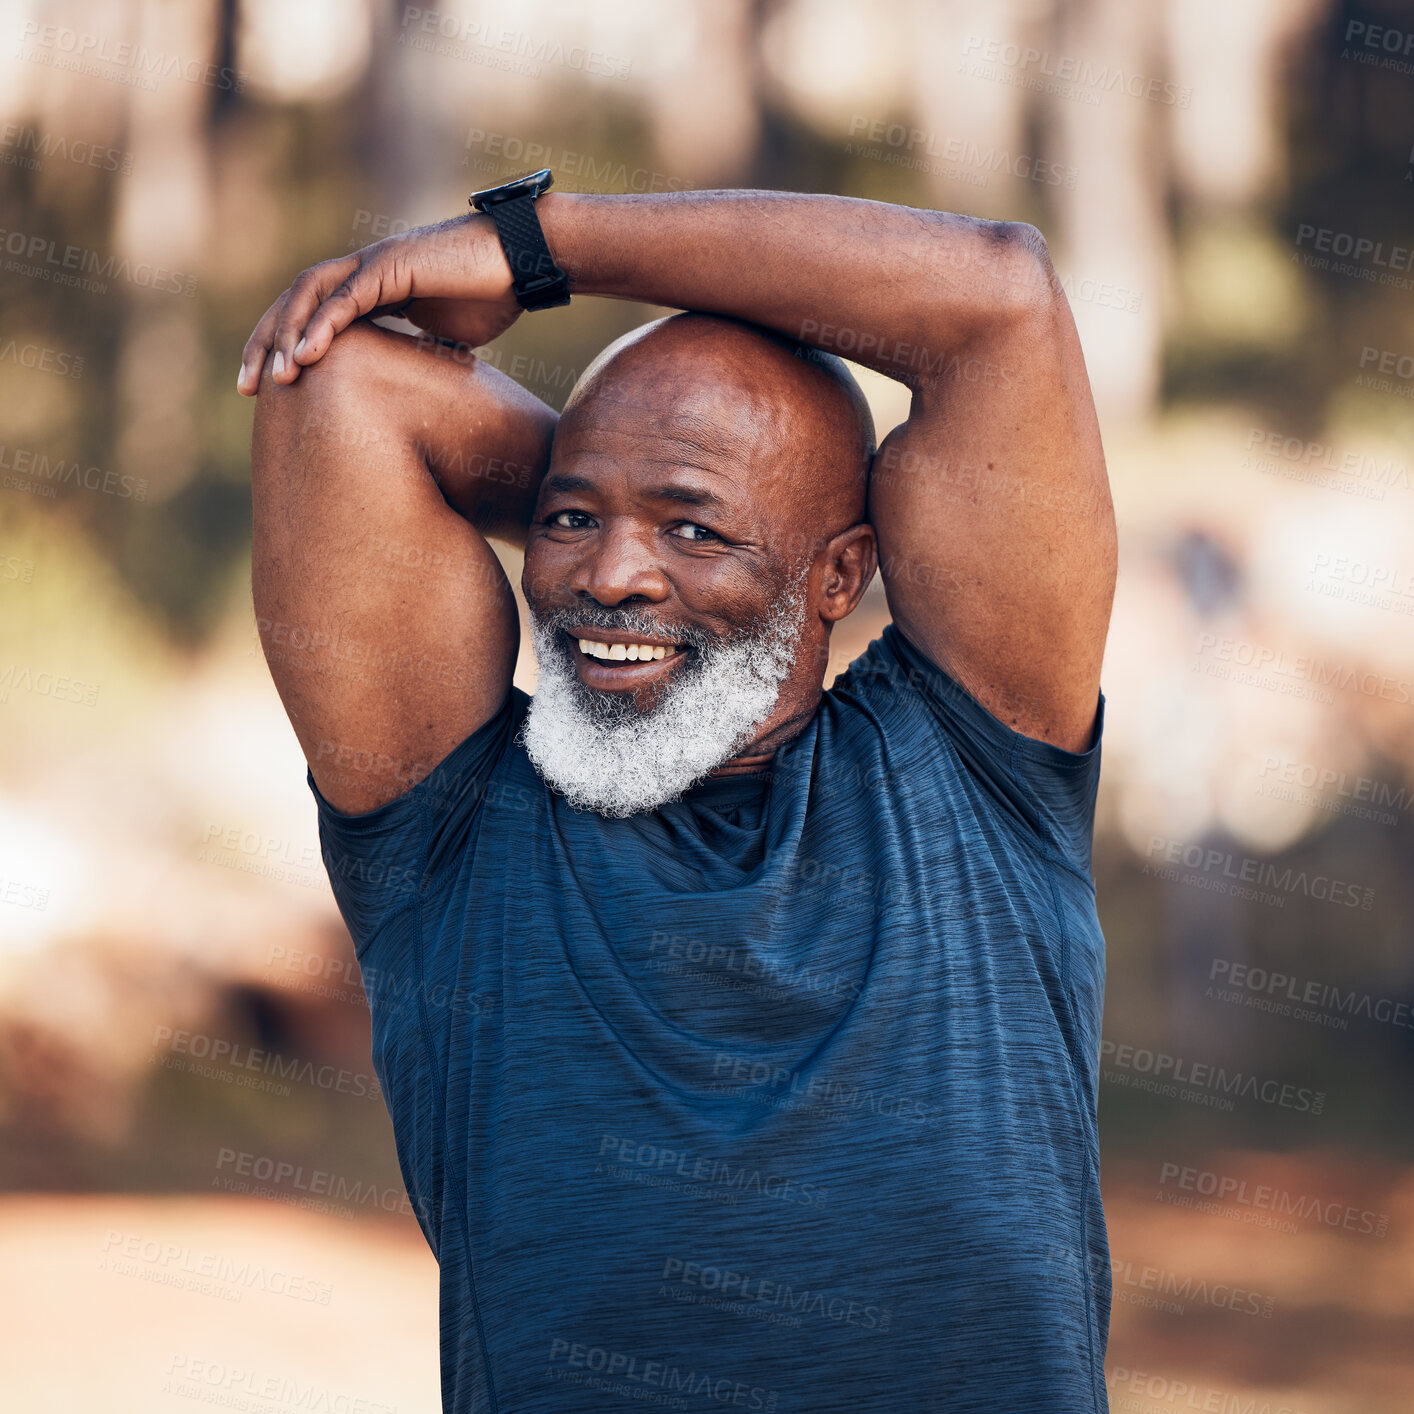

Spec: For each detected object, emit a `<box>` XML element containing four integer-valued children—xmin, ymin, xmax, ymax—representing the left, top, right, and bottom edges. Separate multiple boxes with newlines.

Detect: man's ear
<box><xmin>819</xmin><ymin>523</ymin><xmax>877</xmax><ymax>622</ymax></box>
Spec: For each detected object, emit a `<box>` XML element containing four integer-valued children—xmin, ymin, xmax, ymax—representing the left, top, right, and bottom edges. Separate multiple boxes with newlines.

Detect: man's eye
<box><xmin>671</xmin><ymin>523</ymin><xmax>719</xmax><ymax>543</ymax></box>
<box><xmin>549</xmin><ymin>510</ymin><xmax>595</xmax><ymax>530</ymax></box>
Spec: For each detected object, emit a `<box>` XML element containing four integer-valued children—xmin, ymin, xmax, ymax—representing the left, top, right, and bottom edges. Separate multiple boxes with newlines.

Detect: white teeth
<box><xmin>576</xmin><ymin>639</ymin><xmax>679</xmax><ymax>662</ymax></box>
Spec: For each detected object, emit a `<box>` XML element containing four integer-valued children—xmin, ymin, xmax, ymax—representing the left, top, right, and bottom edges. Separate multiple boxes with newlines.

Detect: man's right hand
<box><xmin>237</xmin><ymin>212</ymin><xmax>519</xmax><ymax>397</ymax></box>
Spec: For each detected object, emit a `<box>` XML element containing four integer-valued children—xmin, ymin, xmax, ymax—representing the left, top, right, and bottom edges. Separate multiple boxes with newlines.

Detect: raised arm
<box><xmin>543</xmin><ymin>194</ymin><xmax>1113</xmax><ymax>751</ymax></box>
<box><xmin>248</xmin><ymin>301</ymin><xmax>556</xmax><ymax>814</ymax></box>
<box><xmin>260</xmin><ymin>191</ymin><xmax>1115</xmax><ymax>752</ymax></box>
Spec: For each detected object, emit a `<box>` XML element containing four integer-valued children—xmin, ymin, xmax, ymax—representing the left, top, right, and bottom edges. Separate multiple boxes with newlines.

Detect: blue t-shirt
<box><xmin>308</xmin><ymin>622</ymin><xmax>1110</xmax><ymax>1413</ymax></box>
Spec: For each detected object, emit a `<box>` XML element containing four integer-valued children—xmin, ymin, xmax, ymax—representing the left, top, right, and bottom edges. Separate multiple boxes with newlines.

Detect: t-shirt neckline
<box><xmin>679</xmin><ymin>762</ymin><xmax>775</xmax><ymax>810</ymax></box>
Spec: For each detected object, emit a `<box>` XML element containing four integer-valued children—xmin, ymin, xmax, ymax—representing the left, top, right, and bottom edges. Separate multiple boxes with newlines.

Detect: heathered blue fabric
<box><xmin>308</xmin><ymin>621</ymin><xmax>1111</xmax><ymax>1413</ymax></box>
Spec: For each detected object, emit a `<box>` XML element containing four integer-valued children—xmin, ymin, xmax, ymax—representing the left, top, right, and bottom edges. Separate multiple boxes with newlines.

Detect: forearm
<box><xmin>536</xmin><ymin>189</ymin><xmax>1049</xmax><ymax>385</ymax></box>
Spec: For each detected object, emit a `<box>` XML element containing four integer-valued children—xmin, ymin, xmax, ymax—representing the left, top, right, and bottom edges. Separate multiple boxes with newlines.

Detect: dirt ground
<box><xmin>2</xmin><ymin>1150</ymin><xmax>1411</xmax><ymax>1411</ymax></box>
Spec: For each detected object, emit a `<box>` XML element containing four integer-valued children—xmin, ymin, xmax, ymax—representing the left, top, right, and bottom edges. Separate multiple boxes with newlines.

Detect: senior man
<box><xmin>242</xmin><ymin>179</ymin><xmax>1116</xmax><ymax>1413</ymax></box>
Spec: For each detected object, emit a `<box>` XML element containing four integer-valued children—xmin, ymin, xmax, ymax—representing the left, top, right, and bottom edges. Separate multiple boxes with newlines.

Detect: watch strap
<box><xmin>486</xmin><ymin>195</ymin><xmax>571</xmax><ymax>310</ymax></box>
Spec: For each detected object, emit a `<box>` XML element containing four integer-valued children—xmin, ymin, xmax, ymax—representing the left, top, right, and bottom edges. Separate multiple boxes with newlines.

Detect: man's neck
<box><xmin>704</xmin><ymin>698</ymin><xmax>820</xmax><ymax>778</ymax></box>
<box><xmin>706</xmin><ymin>752</ymin><xmax>775</xmax><ymax>779</ymax></box>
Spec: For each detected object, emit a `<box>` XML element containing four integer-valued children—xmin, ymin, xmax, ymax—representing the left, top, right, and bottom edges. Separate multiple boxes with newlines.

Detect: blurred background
<box><xmin>2</xmin><ymin>0</ymin><xmax>1413</xmax><ymax>1408</ymax></box>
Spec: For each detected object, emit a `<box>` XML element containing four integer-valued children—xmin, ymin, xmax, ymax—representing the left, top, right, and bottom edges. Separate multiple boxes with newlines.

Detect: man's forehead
<box><xmin>558</xmin><ymin>378</ymin><xmax>791</xmax><ymax>483</ymax></box>
<box><xmin>545</xmin><ymin>434</ymin><xmax>760</xmax><ymax>514</ymax></box>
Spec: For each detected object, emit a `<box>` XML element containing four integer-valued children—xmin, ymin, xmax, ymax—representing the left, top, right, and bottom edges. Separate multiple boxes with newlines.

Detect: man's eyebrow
<box><xmin>642</xmin><ymin>482</ymin><xmax>731</xmax><ymax>510</ymax></box>
<box><xmin>541</xmin><ymin>473</ymin><xmax>732</xmax><ymax>512</ymax></box>
<box><xmin>541</xmin><ymin>472</ymin><xmax>597</xmax><ymax>497</ymax></box>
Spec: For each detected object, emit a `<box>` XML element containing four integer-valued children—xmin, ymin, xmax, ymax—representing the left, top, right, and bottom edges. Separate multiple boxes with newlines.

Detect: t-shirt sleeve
<box><xmin>306</xmin><ymin>689</ymin><xmax>521</xmax><ymax>955</ymax></box>
<box><xmin>847</xmin><ymin>622</ymin><xmax>1105</xmax><ymax>874</ymax></box>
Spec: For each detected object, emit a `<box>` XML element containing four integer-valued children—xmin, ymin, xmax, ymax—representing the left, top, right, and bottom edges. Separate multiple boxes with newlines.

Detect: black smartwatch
<box><xmin>469</xmin><ymin>168</ymin><xmax>571</xmax><ymax>311</ymax></box>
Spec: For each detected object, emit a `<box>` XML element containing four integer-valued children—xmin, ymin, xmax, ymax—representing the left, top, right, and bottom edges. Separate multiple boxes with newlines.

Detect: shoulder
<box><xmin>826</xmin><ymin>622</ymin><xmax>1106</xmax><ymax>877</ymax></box>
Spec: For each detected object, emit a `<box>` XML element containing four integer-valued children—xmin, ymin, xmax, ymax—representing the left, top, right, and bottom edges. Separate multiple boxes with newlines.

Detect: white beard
<box><xmin>519</xmin><ymin>578</ymin><xmax>809</xmax><ymax>818</ymax></box>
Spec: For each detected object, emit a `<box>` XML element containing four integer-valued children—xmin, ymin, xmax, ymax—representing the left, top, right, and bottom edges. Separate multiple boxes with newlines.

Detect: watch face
<box><xmin>472</xmin><ymin>168</ymin><xmax>554</xmax><ymax>210</ymax></box>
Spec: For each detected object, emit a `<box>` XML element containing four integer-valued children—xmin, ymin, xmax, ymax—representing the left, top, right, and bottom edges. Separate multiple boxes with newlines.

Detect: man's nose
<box><xmin>570</xmin><ymin>521</ymin><xmax>670</xmax><ymax>606</ymax></box>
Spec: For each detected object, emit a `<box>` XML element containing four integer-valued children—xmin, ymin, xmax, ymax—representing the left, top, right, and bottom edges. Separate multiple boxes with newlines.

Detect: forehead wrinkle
<box><xmin>569</xmin><ymin>425</ymin><xmax>741</xmax><ymax>465</ymax></box>
<box><xmin>554</xmin><ymin>443</ymin><xmax>745</xmax><ymax>491</ymax></box>
<box><xmin>582</xmin><ymin>370</ymin><xmax>792</xmax><ymax>463</ymax></box>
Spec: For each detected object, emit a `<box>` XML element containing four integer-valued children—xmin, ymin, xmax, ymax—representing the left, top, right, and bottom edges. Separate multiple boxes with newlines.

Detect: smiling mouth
<box><xmin>566</xmin><ymin>630</ymin><xmax>693</xmax><ymax>684</ymax></box>
<box><xmin>577</xmin><ymin>637</ymin><xmax>679</xmax><ymax>662</ymax></box>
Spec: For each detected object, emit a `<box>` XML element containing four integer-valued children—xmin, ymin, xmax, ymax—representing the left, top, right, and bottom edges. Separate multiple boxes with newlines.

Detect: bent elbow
<box><xmin>919</xmin><ymin>214</ymin><xmax>1059</xmax><ymax>336</ymax></box>
<box><xmin>995</xmin><ymin>219</ymin><xmax>1050</xmax><ymax>262</ymax></box>
<box><xmin>985</xmin><ymin>220</ymin><xmax>1058</xmax><ymax>317</ymax></box>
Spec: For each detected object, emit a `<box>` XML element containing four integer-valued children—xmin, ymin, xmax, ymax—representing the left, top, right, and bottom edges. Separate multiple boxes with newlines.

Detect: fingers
<box><xmin>237</xmin><ymin>245</ymin><xmax>416</xmax><ymax>398</ymax></box>
<box><xmin>270</xmin><ymin>256</ymin><xmax>362</xmax><ymax>386</ymax></box>
<box><xmin>236</xmin><ymin>256</ymin><xmax>362</xmax><ymax>396</ymax></box>
<box><xmin>299</xmin><ymin>256</ymin><xmax>409</xmax><ymax>366</ymax></box>
<box><xmin>237</xmin><ymin>295</ymin><xmax>285</xmax><ymax>397</ymax></box>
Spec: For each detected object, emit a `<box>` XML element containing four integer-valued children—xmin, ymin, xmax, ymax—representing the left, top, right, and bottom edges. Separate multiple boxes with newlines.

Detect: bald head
<box><xmin>562</xmin><ymin>312</ymin><xmax>876</xmax><ymax>558</ymax></box>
